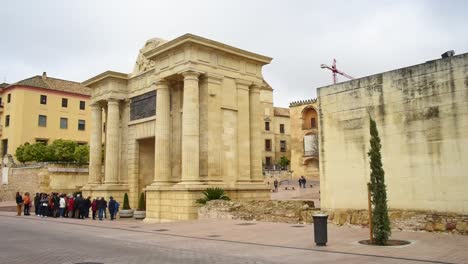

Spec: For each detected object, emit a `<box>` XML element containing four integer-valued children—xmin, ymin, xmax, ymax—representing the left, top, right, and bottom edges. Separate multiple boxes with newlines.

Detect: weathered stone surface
<box><xmin>200</xmin><ymin>201</ymin><xmax>468</xmax><ymax>235</ymax></box>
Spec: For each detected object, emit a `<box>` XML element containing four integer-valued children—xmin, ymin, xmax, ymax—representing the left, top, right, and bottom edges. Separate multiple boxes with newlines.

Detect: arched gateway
<box><xmin>81</xmin><ymin>34</ymin><xmax>272</xmax><ymax>222</ymax></box>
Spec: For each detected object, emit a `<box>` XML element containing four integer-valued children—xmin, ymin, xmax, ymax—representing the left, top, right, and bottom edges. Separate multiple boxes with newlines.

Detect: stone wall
<box><xmin>199</xmin><ymin>200</ymin><xmax>468</xmax><ymax>235</ymax></box>
<box><xmin>0</xmin><ymin>163</ymin><xmax>88</xmax><ymax>201</ymax></box>
<box><xmin>318</xmin><ymin>53</ymin><xmax>468</xmax><ymax>214</ymax></box>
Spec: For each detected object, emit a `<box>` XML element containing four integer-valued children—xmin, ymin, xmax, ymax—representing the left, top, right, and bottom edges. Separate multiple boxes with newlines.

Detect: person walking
<box><xmin>91</xmin><ymin>198</ymin><xmax>98</xmax><ymax>220</ymax></box>
<box><xmin>15</xmin><ymin>192</ymin><xmax>23</xmax><ymax>216</ymax></box>
<box><xmin>273</xmin><ymin>179</ymin><xmax>279</xmax><ymax>192</ymax></box>
<box><xmin>108</xmin><ymin>197</ymin><xmax>116</xmax><ymax>220</ymax></box>
<box><xmin>59</xmin><ymin>195</ymin><xmax>66</xmax><ymax>217</ymax></box>
<box><xmin>23</xmin><ymin>192</ymin><xmax>31</xmax><ymax>216</ymax></box>
<box><xmin>34</xmin><ymin>193</ymin><xmax>40</xmax><ymax>216</ymax></box>
<box><xmin>301</xmin><ymin>176</ymin><xmax>307</xmax><ymax>188</ymax></box>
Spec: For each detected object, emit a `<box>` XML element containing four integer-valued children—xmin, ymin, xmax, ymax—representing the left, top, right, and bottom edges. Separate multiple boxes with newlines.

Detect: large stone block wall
<box><xmin>0</xmin><ymin>164</ymin><xmax>88</xmax><ymax>201</ymax></box>
<box><xmin>318</xmin><ymin>53</ymin><xmax>468</xmax><ymax>214</ymax></box>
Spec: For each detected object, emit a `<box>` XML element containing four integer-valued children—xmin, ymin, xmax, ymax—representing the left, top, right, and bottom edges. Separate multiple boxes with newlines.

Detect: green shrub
<box><xmin>48</xmin><ymin>139</ymin><xmax>77</xmax><ymax>162</ymax></box>
<box><xmin>196</xmin><ymin>187</ymin><xmax>230</xmax><ymax>205</ymax></box>
<box><xmin>137</xmin><ymin>192</ymin><xmax>146</xmax><ymax>211</ymax></box>
<box><xmin>74</xmin><ymin>144</ymin><xmax>89</xmax><ymax>163</ymax></box>
<box><xmin>15</xmin><ymin>143</ymin><xmax>28</xmax><ymax>163</ymax></box>
<box><xmin>278</xmin><ymin>156</ymin><xmax>290</xmax><ymax>168</ymax></box>
<box><xmin>123</xmin><ymin>193</ymin><xmax>131</xmax><ymax>210</ymax></box>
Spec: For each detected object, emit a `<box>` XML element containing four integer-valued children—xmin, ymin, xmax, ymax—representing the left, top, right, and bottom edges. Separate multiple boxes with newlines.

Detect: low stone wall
<box><xmin>199</xmin><ymin>200</ymin><xmax>468</xmax><ymax>235</ymax></box>
<box><xmin>0</xmin><ymin>163</ymin><xmax>88</xmax><ymax>201</ymax></box>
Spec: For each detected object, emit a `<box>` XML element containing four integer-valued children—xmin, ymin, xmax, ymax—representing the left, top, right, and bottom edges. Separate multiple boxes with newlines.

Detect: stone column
<box><xmin>249</xmin><ymin>84</ymin><xmax>263</xmax><ymax>182</ymax></box>
<box><xmin>104</xmin><ymin>99</ymin><xmax>120</xmax><ymax>184</ymax></box>
<box><xmin>236</xmin><ymin>79</ymin><xmax>251</xmax><ymax>182</ymax></box>
<box><xmin>180</xmin><ymin>71</ymin><xmax>201</xmax><ymax>183</ymax></box>
<box><xmin>153</xmin><ymin>79</ymin><xmax>172</xmax><ymax>185</ymax></box>
<box><xmin>88</xmin><ymin>102</ymin><xmax>102</xmax><ymax>184</ymax></box>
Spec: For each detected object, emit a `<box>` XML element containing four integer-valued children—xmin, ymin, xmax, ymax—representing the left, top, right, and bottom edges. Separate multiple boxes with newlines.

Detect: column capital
<box><xmin>153</xmin><ymin>79</ymin><xmax>169</xmax><ymax>88</ymax></box>
<box><xmin>250</xmin><ymin>83</ymin><xmax>263</xmax><ymax>92</ymax></box>
<box><xmin>90</xmin><ymin>102</ymin><xmax>102</xmax><ymax>108</ymax></box>
<box><xmin>181</xmin><ymin>70</ymin><xmax>202</xmax><ymax>80</ymax></box>
<box><xmin>236</xmin><ymin>79</ymin><xmax>252</xmax><ymax>90</ymax></box>
<box><xmin>203</xmin><ymin>73</ymin><xmax>223</xmax><ymax>84</ymax></box>
<box><xmin>107</xmin><ymin>98</ymin><xmax>120</xmax><ymax>105</ymax></box>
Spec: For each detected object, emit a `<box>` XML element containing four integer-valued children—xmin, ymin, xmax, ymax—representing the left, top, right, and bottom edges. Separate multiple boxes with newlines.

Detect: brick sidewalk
<box><xmin>1</xmin><ymin>211</ymin><xmax>466</xmax><ymax>263</ymax></box>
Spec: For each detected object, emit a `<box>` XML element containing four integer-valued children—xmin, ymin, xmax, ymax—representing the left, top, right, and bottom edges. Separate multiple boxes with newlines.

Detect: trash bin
<box><xmin>312</xmin><ymin>213</ymin><xmax>328</xmax><ymax>246</ymax></box>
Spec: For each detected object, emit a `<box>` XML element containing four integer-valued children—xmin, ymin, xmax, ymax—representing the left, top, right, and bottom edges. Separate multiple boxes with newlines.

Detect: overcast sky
<box><xmin>1</xmin><ymin>0</ymin><xmax>467</xmax><ymax>107</ymax></box>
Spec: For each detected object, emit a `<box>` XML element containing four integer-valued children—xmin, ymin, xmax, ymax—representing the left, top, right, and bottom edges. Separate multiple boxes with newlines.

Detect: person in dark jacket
<box><xmin>84</xmin><ymin>197</ymin><xmax>91</xmax><ymax>218</ymax></box>
<box><xmin>53</xmin><ymin>193</ymin><xmax>60</xmax><ymax>218</ymax></box>
<box><xmin>40</xmin><ymin>194</ymin><xmax>49</xmax><ymax>217</ymax></box>
<box><xmin>97</xmin><ymin>197</ymin><xmax>107</xmax><ymax>220</ymax></box>
<box><xmin>91</xmin><ymin>198</ymin><xmax>98</xmax><ymax>220</ymax></box>
<box><xmin>15</xmin><ymin>192</ymin><xmax>23</xmax><ymax>216</ymax></box>
<box><xmin>74</xmin><ymin>194</ymin><xmax>84</xmax><ymax>219</ymax></box>
<box><xmin>34</xmin><ymin>193</ymin><xmax>40</xmax><ymax>216</ymax></box>
<box><xmin>108</xmin><ymin>197</ymin><xmax>116</xmax><ymax>220</ymax></box>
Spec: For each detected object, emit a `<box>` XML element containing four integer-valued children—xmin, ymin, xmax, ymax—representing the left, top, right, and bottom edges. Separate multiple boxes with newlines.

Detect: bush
<box><xmin>48</xmin><ymin>139</ymin><xmax>77</xmax><ymax>162</ymax></box>
<box><xmin>123</xmin><ymin>193</ymin><xmax>131</xmax><ymax>210</ymax></box>
<box><xmin>137</xmin><ymin>192</ymin><xmax>146</xmax><ymax>211</ymax></box>
<box><xmin>14</xmin><ymin>140</ymin><xmax>89</xmax><ymax>163</ymax></box>
<box><xmin>196</xmin><ymin>187</ymin><xmax>230</xmax><ymax>205</ymax></box>
<box><xmin>74</xmin><ymin>144</ymin><xmax>89</xmax><ymax>163</ymax></box>
<box><xmin>278</xmin><ymin>156</ymin><xmax>290</xmax><ymax>168</ymax></box>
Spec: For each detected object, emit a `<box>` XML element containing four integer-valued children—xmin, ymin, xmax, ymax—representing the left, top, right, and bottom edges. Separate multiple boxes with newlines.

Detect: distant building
<box><xmin>289</xmin><ymin>99</ymin><xmax>319</xmax><ymax>181</ymax></box>
<box><xmin>0</xmin><ymin>72</ymin><xmax>91</xmax><ymax>159</ymax></box>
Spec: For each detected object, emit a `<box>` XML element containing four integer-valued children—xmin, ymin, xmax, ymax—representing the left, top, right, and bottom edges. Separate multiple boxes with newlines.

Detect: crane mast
<box><xmin>320</xmin><ymin>59</ymin><xmax>354</xmax><ymax>84</ymax></box>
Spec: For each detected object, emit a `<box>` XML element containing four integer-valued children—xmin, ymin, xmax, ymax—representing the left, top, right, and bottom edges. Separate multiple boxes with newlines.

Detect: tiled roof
<box><xmin>274</xmin><ymin>107</ymin><xmax>290</xmax><ymax>117</ymax></box>
<box><xmin>0</xmin><ymin>83</ymin><xmax>9</xmax><ymax>88</ymax></box>
<box><xmin>6</xmin><ymin>74</ymin><xmax>91</xmax><ymax>96</ymax></box>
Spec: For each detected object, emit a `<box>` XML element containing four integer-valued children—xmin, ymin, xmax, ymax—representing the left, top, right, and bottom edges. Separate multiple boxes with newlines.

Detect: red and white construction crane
<box><xmin>320</xmin><ymin>59</ymin><xmax>354</xmax><ymax>84</ymax></box>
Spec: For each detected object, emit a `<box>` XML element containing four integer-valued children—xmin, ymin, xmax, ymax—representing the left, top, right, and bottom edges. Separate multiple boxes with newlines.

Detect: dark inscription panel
<box><xmin>130</xmin><ymin>90</ymin><xmax>156</xmax><ymax>121</ymax></box>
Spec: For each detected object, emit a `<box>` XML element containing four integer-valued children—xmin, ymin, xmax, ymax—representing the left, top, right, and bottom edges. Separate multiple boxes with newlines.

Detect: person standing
<box><xmin>273</xmin><ymin>179</ymin><xmax>279</xmax><ymax>192</ymax></box>
<box><xmin>23</xmin><ymin>192</ymin><xmax>31</xmax><ymax>216</ymax></box>
<box><xmin>108</xmin><ymin>197</ymin><xmax>116</xmax><ymax>220</ymax></box>
<box><xmin>53</xmin><ymin>193</ymin><xmax>60</xmax><ymax>218</ymax></box>
<box><xmin>59</xmin><ymin>195</ymin><xmax>66</xmax><ymax>217</ymax></box>
<box><xmin>67</xmin><ymin>196</ymin><xmax>75</xmax><ymax>218</ymax></box>
<box><xmin>91</xmin><ymin>198</ymin><xmax>98</xmax><ymax>220</ymax></box>
<box><xmin>15</xmin><ymin>192</ymin><xmax>23</xmax><ymax>216</ymax></box>
<box><xmin>75</xmin><ymin>194</ymin><xmax>84</xmax><ymax>219</ymax></box>
<box><xmin>34</xmin><ymin>193</ymin><xmax>40</xmax><ymax>216</ymax></box>
<box><xmin>97</xmin><ymin>197</ymin><xmax>107</xmax><ymax>220</ymax></box>
<box><xmin>301</xmin><ymin>176</ymin><xmax>307</xmax><ymax>188</ymax></box>
<box><xmin>40</xmin><ymin>194</ymin><xmax>49</xmax><ymax>217</ymax></box>
<box><xmin>84</xmin><ymin>197</ymin><xmax>91</xmax><ymax>218</ymax></box>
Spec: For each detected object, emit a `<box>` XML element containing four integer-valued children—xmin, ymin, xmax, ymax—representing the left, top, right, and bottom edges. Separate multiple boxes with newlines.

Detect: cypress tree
<box><xmin>123</xmin><ymin>193</ymin><xmax>131</xmax><ymax>210</ymax></box>
<box><xmin>368</xmin><ymin>117</ymin><xmax>391</xmax><ymax>245</ymax></box>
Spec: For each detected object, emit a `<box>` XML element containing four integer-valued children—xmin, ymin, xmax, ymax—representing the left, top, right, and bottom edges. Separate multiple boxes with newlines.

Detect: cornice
<box><xmin>82</xmin><ymin>71</ymin><xmax>129</xmax><ymax>88</ymax></box>
<box><xmin>143</xmin><ymin>33</ymin><xmax>273</xmax><ymax>65</ymax></box>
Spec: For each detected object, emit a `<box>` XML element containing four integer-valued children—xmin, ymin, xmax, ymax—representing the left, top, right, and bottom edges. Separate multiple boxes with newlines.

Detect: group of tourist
<box><xmin>298</xmin><ymin>176</ymin><xmax>307</xmax><ymax>188</ymax></box>
<box><xmin>15</xmin><ymin>192</ymin><xmax>120</xmax><ymax>221</ymax></box>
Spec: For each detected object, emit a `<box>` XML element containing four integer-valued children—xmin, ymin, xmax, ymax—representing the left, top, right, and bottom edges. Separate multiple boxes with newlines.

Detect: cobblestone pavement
<box><xmin>0</xmin><ymin>212</ymin><xmax>467</xmax><ymax>264</ymax></box>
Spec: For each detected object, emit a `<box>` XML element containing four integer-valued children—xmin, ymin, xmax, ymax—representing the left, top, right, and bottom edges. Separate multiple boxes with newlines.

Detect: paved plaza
<box><xmin>0</xmin><ymin>211</ymin><xmax>467</xmax><ymax>264</ymax></box>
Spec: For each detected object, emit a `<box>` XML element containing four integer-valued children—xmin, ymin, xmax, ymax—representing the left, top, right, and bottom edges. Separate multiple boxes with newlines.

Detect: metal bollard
<box><xmin>312</xmin><ymin>213</ymin><xmax>328</xmax><ymax>246</ymax></box>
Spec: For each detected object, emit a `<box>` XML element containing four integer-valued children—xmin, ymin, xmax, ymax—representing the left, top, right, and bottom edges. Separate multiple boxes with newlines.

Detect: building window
<box><xmin>265</xmin><ymin>121</ymin><xmax>270</xmax><ymax>131</ymax></box>
<box><xmin>40</xmin><ymin>95</ymin><xmax>47</xmax><ymax>105</ymax></box>
<box><xmin>2</xmin><ymin>139</ymin><xmax>8</xmax><ymax>156</ymax></box>
<box><xmin>311</xmin><ymin>118</ymin><xmax>316</xmax><ymax>128</ymax></box>
<box><xmin>280</xmin><ymin>140</ymin><xmax>287</xmax><ymax>152</ymax></box>
<box><xmin>36</xmin><ymin>139</ymin><xmax>48</xmax><ymax>145</ymax></box>
<box><xmin>62</xmin><ymin>98</ymin><xmax>68</xmax><ymax>108</ymax></box>
<box><xmin>78</xmin><ymin>119</ymin><xmax>86</xmax><ymax>131</ymax></box>
<box><xmin>265</xmin><ymin>139</ymin><xmax>272</xmax><ymax>151</ymax></box>
<box><xmin>265</xmin><ymin>157</ymin><xmax>272</xmax><ymax>166</ymax></box>
<box><xmin>79</xmin><ymin>101</ymin><xmax>85</xmax><ymax>110</ymax></box>
<box><xmin>5</xmin><ymin>115</ymin><xmax>10</xmax><ymax>127</ymax></box>
<box><xmin>38</xmin><ymin>115</ymin><xmax>47</xmax><ymax>127</ymax></box>
<box><xmin>77</xmin><ymin>142</ymin><xmax>87</xmax><ymax>146</ymax></box>
<box><xmin>60</xmin><ymin>117</ymin><xmax>68</xmax><ymax>129</ymax></box>
<box><xmin>0</xmin><ymin>97</ymin><xmax>3</xmax><ymax>106</ymax></box>
<box><xmin>7</xmin><ymin>94</ymin><xmax>11</xmax><ymax>103</ymax></box>
<box><xmin>280</xmin><ymin>124</ymin><xmax>285</xmax><ymax>133</ymax></box>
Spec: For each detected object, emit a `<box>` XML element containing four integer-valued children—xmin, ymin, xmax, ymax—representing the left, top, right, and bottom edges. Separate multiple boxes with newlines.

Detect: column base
<box><xmin>144</xmin><ymin>184</ymin><xmax>271</xmax><ymax>223</ymax></box>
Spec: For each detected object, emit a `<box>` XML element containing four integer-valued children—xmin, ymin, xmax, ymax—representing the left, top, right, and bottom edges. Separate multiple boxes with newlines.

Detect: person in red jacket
<box><xmin>91</xmin><ymin>198</ymin><xmax>98</xmax><ymax>220</ymax></box>
<box><xmin>67</xmin><ymin>196</ymin><xmax>75</xmax><ymax>218</ymax></box>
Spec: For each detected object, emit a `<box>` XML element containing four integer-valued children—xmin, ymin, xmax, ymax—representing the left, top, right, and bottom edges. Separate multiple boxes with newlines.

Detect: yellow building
<box><xmin>261</xmin><ymin>105</ymin><xmax>291</xmax><ymax>169</ymax></box>
<box><xmin>0</xmin><ymin>72</ymin><xmax>91</xmax><ymax>159</ymax></box>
